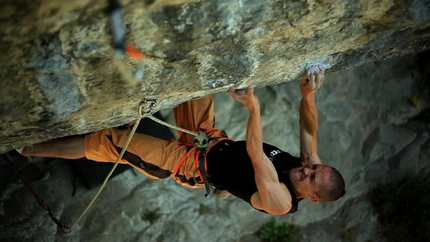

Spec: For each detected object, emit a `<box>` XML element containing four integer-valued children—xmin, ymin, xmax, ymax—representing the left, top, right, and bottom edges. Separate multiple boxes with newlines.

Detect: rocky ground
<box><xmin>1</xmin><ymin>53</ymin><xmax>429</xmax><ymax>242</ymax></box>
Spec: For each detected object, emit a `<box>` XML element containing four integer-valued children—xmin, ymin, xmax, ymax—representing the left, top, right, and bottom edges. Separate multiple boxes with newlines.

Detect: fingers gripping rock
<box><xmin>233</xmin><ymin>89</ymin><xmax>247</xmax><ymax>95</ymax></box>
<box><xmin>306</xmin><ymin>65</ymin><xmax>324</xmax><ymax>76</ymax></box>
<box><xmin>301</xmin><ymin>64</ymin><xmax>325</xmax><ymax>93</ymax></box>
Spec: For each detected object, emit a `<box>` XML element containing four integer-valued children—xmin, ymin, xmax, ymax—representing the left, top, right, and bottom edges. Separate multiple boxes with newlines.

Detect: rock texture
<box><xmin>1</xmin><ymin>54</ymin><xmax>429</xmax><ymax>242</ymax></box>
<box><xmin>1</xmin><ymin>0</ymin><xmax>430</xmax><ymax>152</ymax></box>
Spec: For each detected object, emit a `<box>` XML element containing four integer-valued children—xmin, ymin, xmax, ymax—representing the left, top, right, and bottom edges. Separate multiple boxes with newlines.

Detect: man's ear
<box><xmin>308</xmin><ymin>194</ymin><xmax>319</xmax><ymax>202</ymax></box>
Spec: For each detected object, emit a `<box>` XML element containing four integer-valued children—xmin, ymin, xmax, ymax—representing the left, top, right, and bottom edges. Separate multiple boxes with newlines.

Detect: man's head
<box><xmin>289</xmin><ymin>164</ymin><xmax>345</xmax><ymax>202</ymax></box>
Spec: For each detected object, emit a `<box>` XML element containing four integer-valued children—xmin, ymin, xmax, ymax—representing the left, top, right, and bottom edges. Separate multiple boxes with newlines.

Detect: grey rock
<box><xmin>1</xmin><ymin>0</ymin><xmax>430</xmax><ymax>152</ymax></box>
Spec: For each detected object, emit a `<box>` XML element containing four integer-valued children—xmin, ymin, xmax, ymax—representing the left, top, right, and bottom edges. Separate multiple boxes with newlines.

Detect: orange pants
<box><xmin>84</xmin><ymin>95</ymin><xmax>226</xmax><ymax>188</ymax></box>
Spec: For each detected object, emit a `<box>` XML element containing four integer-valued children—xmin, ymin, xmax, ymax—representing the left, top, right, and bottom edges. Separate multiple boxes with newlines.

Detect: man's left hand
<box><xmin>300</xmin><ymin>65</ymin><xmax>324</xmax><ymax>96</ymax></box>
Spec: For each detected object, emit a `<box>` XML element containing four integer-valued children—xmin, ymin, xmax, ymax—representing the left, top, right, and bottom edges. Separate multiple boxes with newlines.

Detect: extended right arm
<box><xmin>228</xmin><ymin>86</ymin><xmax>292</xmax><ymax>215</ymax></box>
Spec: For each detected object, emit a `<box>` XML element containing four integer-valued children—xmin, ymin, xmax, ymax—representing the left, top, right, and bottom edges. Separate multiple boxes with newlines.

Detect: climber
<box><xmin>17</xmin><ymin>65</ymin><xmax>345</xmax><ymax>215</ymax></box>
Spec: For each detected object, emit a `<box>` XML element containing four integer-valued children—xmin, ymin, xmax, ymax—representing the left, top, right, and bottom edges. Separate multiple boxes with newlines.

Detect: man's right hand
<box><xmin>227</xmin><ymin>85</ymin><xmax>260</xmax><ymax>112</ymax></box>
<box><xmin>300</xmin><ymin>65</ymin><xmax>324</xmax><ymax>96</ymax></box>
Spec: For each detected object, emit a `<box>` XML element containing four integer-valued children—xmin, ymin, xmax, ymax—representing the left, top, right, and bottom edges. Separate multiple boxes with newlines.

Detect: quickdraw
<box><xmin>108</xmin><ymin>0</ymin><xmax>145</xmax><ymax>85</ymax></box>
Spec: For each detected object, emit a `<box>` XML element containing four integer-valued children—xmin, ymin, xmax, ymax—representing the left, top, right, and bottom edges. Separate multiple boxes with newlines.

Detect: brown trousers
<box><xmin>84</xmin><ymin>95</ymin><xmax>225</xmax><ymax>188</ymax></box>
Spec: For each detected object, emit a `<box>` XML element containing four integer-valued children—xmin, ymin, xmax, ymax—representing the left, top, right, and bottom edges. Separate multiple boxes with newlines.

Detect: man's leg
<box><xmin>20</xmin><ymin>136</ymin><xmax>85</xmax><ymax>159</ymax></box>
<box><xmin>173</xmin><ymin>95</ymin><xmax>215</xmax><ymax>144</ymax></box>
<box><xmin>84</xmin><ymin>128</ymin><xmax>190</xmax><ymax>180</ymax></box>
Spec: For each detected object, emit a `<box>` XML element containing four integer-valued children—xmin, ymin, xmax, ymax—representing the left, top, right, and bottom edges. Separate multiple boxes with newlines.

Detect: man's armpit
<box><xmin>250</xmin><ymin>189</ymin><xmax>293</xmax><ymax>215</ymax></box>
<box><xmin>300</xmin><ymin>152</ymin><xmax>321</xmax><ymax>165</ymax></box>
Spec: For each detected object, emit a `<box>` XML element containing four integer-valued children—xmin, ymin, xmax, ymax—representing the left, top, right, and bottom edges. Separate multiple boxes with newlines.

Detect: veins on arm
<box><xmin>299</xmin><ymin>88</ymin><xmax>322</xmax><ymax>165</ymax></box>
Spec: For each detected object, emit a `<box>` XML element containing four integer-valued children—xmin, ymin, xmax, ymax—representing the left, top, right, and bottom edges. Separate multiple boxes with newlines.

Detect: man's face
<box><xmin>289</xmin><ymin>164</ymin><xmax>332</xmax><ymax>201</ymax></box>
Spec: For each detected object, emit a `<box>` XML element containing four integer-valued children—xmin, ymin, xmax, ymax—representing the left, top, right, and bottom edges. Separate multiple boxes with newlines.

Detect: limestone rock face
<box><xmin>1</xmin><ymin>0</ymin><xmax>430</xmax><ymax>152</ymax></box>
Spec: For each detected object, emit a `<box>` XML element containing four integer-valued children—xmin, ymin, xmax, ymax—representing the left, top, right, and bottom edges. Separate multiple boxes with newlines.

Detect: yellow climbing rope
<box><xmin>146</xmin><ymin>115</ymin><xmax>208</xmax><ymax>148</ymax></box>
<box><xmin>141</xmin><ymin>100</ymin><xmax>208</xmax><ymax>148</ymax></box>
<box><xmin>65</xmin><ymin>104</ymin><xmax>144</xmax><ymax>233</ymax></box>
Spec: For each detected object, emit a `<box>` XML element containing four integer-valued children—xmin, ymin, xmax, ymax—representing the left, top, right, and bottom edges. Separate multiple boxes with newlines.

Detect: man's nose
<box><xmin>304</xmin><ymin>166</ymin><xmax>315</xmax><ymax>175</ymax></box>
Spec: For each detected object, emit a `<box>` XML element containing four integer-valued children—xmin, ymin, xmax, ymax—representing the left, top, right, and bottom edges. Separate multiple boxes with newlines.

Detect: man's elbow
<box><xmin>266</xmin><ymin>204</ymin><xmax>292</xmax><ymax>215</ymax></box>
<box><xmin>300</xmin><ymin>151</ymin><xmax>311</xmax><ymax>163</ymax></box>
<box><xmin>300</xmin><ymin>153</ymin><xmax>321</xmax><ymax>165</ymax></box>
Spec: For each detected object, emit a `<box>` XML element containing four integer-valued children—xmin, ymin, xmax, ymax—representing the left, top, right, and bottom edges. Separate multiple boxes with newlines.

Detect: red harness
<box><xmin>172</xmin><ymin>129</ymin><xmax>232</xmax><ymax>196</ymax></box>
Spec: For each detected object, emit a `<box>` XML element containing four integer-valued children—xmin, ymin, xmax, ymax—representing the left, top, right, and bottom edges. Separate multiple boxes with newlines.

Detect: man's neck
<box><xmin>283</xmin><ymin>169</ymin><xmax>304</xmax><ymax>199</ymax></box>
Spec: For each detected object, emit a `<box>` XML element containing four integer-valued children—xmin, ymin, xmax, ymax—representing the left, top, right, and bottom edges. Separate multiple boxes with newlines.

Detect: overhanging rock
<box><xmin>1</xmin><ymin>0</ymin><xmax>430</xmax><ymax>153</ymax></box>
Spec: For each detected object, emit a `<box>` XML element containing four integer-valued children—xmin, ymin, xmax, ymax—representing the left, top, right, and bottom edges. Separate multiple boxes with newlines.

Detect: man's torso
<box><xmin>206</xmin><ymin>140</ymin><xmax>303</xmax><ymax>214</ymax></box>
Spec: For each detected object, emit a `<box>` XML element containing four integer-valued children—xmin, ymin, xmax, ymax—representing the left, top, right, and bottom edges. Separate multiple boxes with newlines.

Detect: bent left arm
<box><xmin>228</xmin><ymin>85</ymin><xmax>292</xmax><ymax>215</ymax></box>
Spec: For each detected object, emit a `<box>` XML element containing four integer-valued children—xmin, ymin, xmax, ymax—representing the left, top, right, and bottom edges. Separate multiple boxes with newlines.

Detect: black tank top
<box><xmin>206</xmin><ymin>140</ymin><xmax>303</xmax><ymax>214</ymax></box>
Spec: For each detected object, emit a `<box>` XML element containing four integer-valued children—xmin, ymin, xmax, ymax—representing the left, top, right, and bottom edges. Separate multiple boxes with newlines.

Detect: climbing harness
<box><xmin>194</xmin><ymin>136</ymin><xmax>232</xmax><ymax>197</ymax></box>
<box><xmin>139</xmin><ymin>99</ymin><xmax>232</xmax><ymax>197</ymax></box>
<box><xmin>2</xmin><ymin>154</ymin><xmax>70</xmax><ymax>231</ymax></box>
<box><xmin>171</xmin><ymin>128</ymin><xmax>232</xmax><ymax>197</ymax></box>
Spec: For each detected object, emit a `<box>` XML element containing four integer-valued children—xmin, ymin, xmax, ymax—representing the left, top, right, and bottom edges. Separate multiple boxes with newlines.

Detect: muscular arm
<box><xmin>247</xmin><ymin>106</ymin><xmax>292</xmax><ymax>214</ymax></box>
<box><xmin>299</xmin><ymin>65</ymin><xmax>324</xmax><ymax>165</ymax></box>
<box><xmin>228</xmin><ymin>86</ymin><xmax>292</xmax><ymax>215</ymax></box>
<box><xmin>299</xmin><ymin>92</ymin><xmax>321</xmax><ymax>165</ymax></box>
